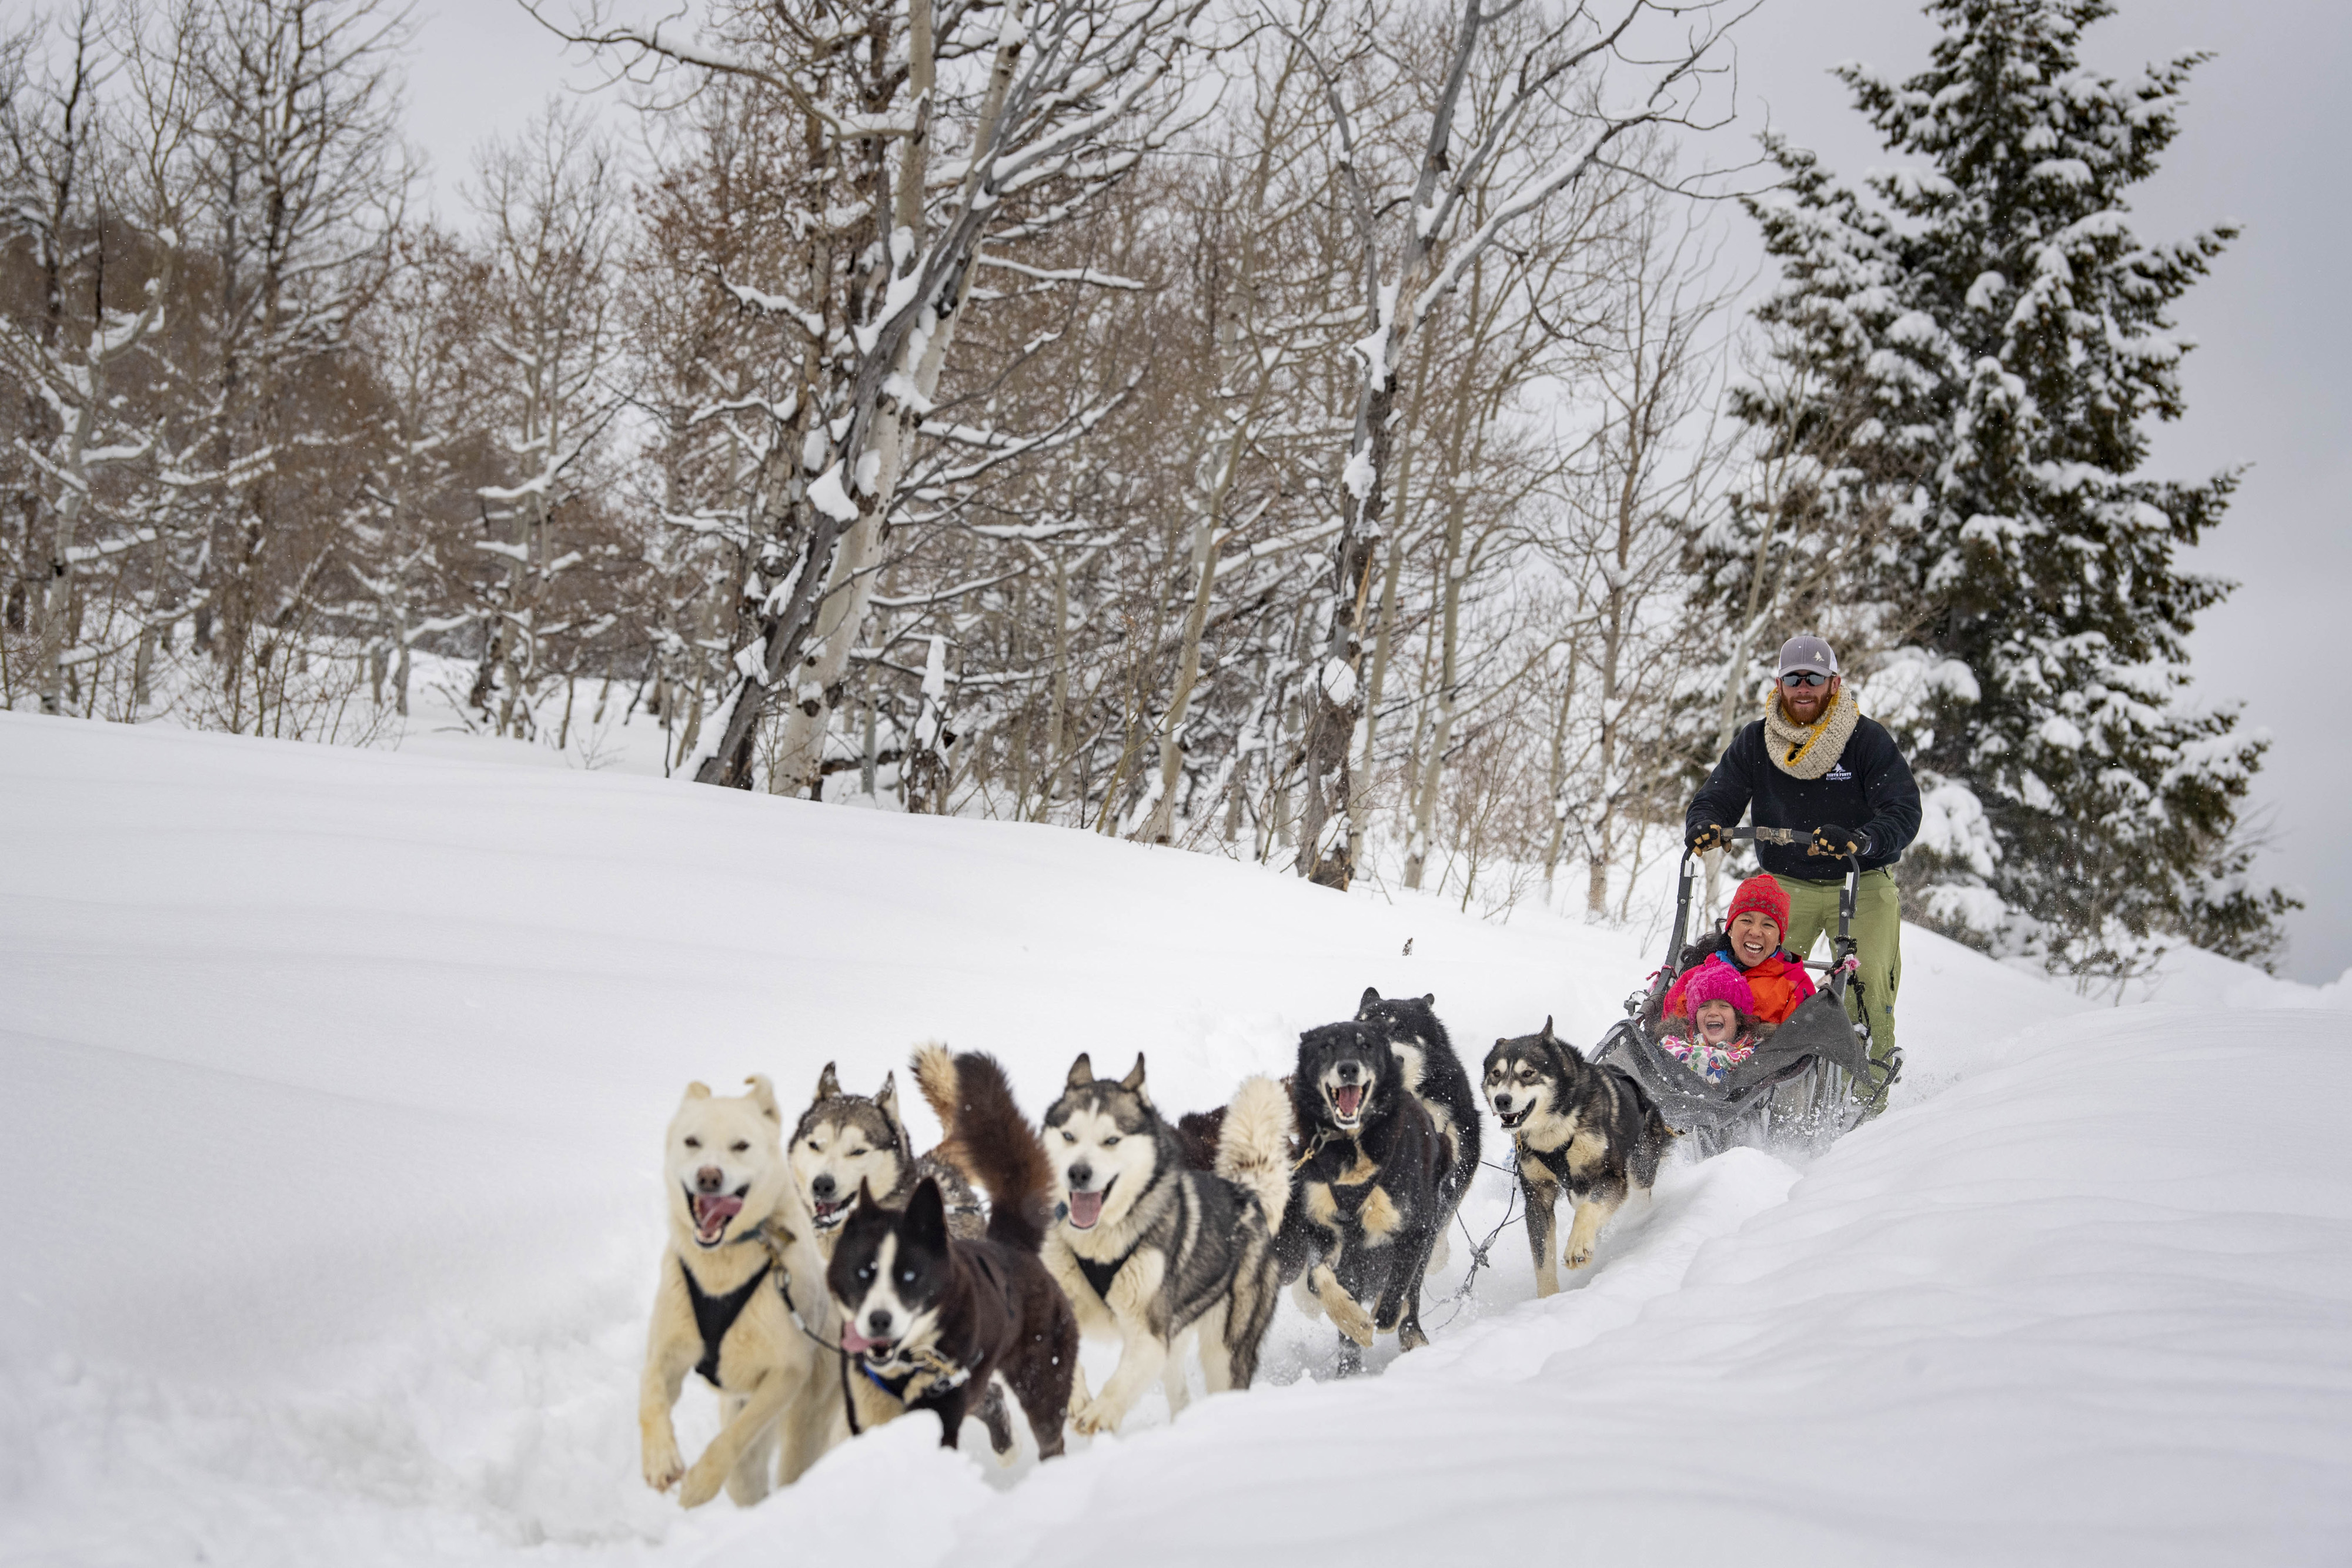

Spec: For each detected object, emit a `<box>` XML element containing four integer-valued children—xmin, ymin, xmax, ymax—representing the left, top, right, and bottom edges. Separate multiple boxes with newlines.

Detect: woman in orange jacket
<box><xmin>1661</xmin><ymin>873</ymin><xmax>1817</xmax><ymax>1026</ymax></box>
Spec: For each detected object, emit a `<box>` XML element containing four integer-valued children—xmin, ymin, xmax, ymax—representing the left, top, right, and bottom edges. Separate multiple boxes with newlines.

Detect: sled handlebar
<box><xmin>1666</xmin><ymin>825</ymin><xmax>1863</xmax><ymax>991</ymax></box>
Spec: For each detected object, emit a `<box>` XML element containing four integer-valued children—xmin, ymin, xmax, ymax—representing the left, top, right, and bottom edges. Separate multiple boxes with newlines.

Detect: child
<box><xmin>1658</xmin><ymin>962</ymin><xmax>1765</xmax><ymax>1083</ymax></box>
<box><xmin>1662</xmin><ymin>872</ymin><xmax>1817</xmax><ymax>1026</ymax></box>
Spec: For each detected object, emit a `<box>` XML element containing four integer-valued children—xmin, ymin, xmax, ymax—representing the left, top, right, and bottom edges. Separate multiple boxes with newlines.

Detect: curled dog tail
<box><xmin>1215</xmin><ymin>1075</ymin><xmax>1296</xmax><ymax>1232</ymax></box>
<box><xmin>911</xmin><ymin>1045</ymin><xmax>1053</xmax><ymax>1252</ymax></box>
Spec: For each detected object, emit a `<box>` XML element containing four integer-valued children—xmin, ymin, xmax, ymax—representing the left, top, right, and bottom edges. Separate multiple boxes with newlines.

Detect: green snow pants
<box><xmin>1773</xmin><ymin>868</ymin><xmax>1902</xmax><ymax>1114</ymax></box>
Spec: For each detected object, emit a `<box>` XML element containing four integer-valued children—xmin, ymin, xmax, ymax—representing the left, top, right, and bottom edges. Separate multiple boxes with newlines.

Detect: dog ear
<box><xmin>681</xmin><ymin>1081</ymin><xmax>712</xmax><ymax>1105</ymax></box>
<box><xmin>1357</xmin><ymin>986</ymin><xmax>1382</xmax><ymax>1017</ymax></box>
<box><xmin>816</xmin><ymin>1062</ymin><xmax>840</xmax><ymax>1099</ymax></box>
<box><xmin>906</xmin><ymin>1177</ymin><xmax>948</xmax><ymax>1250</ymax></box>
<box><xmin>1066</xmin><ymin>1053</ymin><xmax>1094</xmax><ymax>1088</ymax></box>
<box><xmin>1422</xmin><ymin>993</ymin><xmax>1436</xmax><ymax>1008</ymax></box>
<box><xmin>876</xmin><ymin>1069</ymin><xmax>899</xmax><ymax>1122</ymax></box>
<box><xmin>1121</xmin><ymin>1053</ymin><xmax>1148</xmax><ymax>1092</ymax></box>
<box><xmin>744</xmin><ymin>1075</ymin><xmax>780</xmax><ymax>1121</ymax></box>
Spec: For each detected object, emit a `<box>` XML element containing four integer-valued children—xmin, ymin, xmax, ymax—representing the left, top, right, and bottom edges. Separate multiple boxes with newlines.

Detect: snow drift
<box><xmin>2</xmin><ymin>712</ymin><xmax>2346</xmax><ymax>1566</ymax></box>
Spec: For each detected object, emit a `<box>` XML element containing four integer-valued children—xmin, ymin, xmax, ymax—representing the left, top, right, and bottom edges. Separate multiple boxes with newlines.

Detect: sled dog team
<box><xmin>644</xmin><ymin>988</ymin><xmax>1671</xmax><ymax>1507</ymax></box>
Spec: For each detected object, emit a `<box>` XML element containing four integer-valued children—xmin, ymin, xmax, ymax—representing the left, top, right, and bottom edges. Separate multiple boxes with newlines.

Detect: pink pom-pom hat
<box><xmin>1679</xmin><ymin>959</ymin><xmax>1758</xmax><ymax>1017</ymax></box>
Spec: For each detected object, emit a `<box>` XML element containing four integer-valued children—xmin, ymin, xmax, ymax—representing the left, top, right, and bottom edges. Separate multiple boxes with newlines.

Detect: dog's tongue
<box><xmin>693</xmin><ymin>1192</ymin><xmax>743</xmax><ymax>1239</ymax></box>
<box><xmin>1335</xmin><ymin>1084</ymin><xmax>1365</xmax><ymax>1118</ymax></box>
<box><xmin>1067</xmin><ymin>1189</ymin><xmax>1105</xmax><ymax>1229</ymax></box>
<box><xmin>840</xmin><ymin>1323</ymin><xmax>888</xmax><ymax>1356</ymax></box>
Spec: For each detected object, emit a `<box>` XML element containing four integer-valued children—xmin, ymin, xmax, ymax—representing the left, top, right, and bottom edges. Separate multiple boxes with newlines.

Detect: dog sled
<box><xmin>1590</xmin><ymin>827</ymin><xmax>1899</xmax><ymax>1155</ymax></box>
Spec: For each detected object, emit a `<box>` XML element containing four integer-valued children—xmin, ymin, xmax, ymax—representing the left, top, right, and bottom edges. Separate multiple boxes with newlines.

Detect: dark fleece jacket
<box><xmin>1686</xmin><ymin>713</ymin><xmax>1922</xmax><ymax>880</ymax></box>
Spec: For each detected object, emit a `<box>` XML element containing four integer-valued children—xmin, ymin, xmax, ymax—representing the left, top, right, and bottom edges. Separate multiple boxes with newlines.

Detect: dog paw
<box><xmin>1331</xmin><ymin>1300</ymin><xmax>1377</xmax><ymax>1348</ymax></box>
<box><xmin>1068</xmin><ymin>1396</ymin><xmax>1122</xmax><ymax>1437</ymax></box>
<box><xmin>678</xmin><ymin>1454</ymin><xmax>730</xmax><ymax>1509</ymax></box>
<box><xmin>1396</xmin><ymin>1322</ymin><xmax>1429</xmax><ymax>1352</ymax></box>
<box><xmin>642</xmin><ymin>1430</ymin><xmax>685</xmax><ymax>1493</ymax></box>
<box><xmin>1563</xmin><ymin>1244</ymin><xmax>1594</xmax><ymax>1271</ymax></box>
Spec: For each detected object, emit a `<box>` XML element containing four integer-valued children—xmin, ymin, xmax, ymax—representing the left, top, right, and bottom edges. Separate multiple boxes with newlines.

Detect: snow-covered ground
<box><xmin>2</xmin><ymin>712</ymin><xmax>2346</xmax><ymax>1566</ymax></box>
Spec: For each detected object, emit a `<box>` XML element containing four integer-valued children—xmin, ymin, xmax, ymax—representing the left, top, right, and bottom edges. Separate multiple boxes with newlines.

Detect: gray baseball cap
<box><xmin>1776</xmin><ymin>634</ymin><xmax>1839</xmax><ymax>677</ymax></box>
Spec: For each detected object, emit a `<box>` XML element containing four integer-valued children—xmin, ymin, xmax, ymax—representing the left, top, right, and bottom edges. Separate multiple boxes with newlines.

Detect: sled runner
<box><xmin>1590</xmin><ymin>828</ymin><xmax>1899</xmax><ymax>1154</ymax></box>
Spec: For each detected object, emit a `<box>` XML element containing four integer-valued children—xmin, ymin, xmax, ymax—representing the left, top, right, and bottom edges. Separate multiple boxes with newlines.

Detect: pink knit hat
<box><xmin>1681</xmin><ymin>961</ymin><xmax>1758</xmax><ymax>1017</ymax></box>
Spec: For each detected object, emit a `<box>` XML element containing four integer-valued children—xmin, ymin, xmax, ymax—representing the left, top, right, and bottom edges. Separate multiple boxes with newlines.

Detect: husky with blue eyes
<box><xmin>826</xmin><ymin>1048</ymin><xmax>1077</xmax><ymax>1457</ymax></box>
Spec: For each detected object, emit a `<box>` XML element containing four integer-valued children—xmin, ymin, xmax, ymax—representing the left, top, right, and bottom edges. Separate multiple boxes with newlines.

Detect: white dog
<box><xmin>640</xmin><ymin>1076</ymin><xmax>844</xmax><ymax>1507</ymax></box>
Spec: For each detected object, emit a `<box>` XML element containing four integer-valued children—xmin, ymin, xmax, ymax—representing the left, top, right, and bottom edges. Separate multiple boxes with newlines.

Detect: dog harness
<box><xmin>1517</xmin><ymin>1135</ymin><xmax>1589</xmax><ymax>1191</ymax></box>
<box><xmin>681</xmin><ymin>1256</ymin><xmax>771</xmax><ymax>1387</ymax></box>
<box><xmin>1073</xmin><ymin>1248</ymin><xmax>1131</xmax><ymax>1301</ymax></box>
<box><xmin>856</xmin><ymin>1341</ymin><xmax>972</xmax><ymax>1402</ymax></box>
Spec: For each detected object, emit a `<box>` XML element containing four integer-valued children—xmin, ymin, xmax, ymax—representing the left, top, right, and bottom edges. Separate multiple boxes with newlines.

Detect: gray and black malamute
<box><xmin>789</xmin><ymin>1059</ymin><xmax>984</xmax><ymax>1256</ymax></box>
<box><xmin>1276</xmin><ymin>1021</ymin><xmax>1446</xmax><ymax>1368</ymax></box>
<box><xmin>1482</xmin><ymin>1019</ymin><xmax>1672</xmax><ymax>1295</ymax></box>
<box><xmin>827</xmin><ymin>1049</ymin><xmax>1078</xmax><ymax>1456</ymax></box>
<box><xmin>1352</xmin><ymin>988</ymin><xmax>1481</xmax><ymax>1273</ymax></box>
<box><xmin>1040</xmin><ymin>1054</ymin><xmax>1293</xmax><ymax>1435</ymax></box>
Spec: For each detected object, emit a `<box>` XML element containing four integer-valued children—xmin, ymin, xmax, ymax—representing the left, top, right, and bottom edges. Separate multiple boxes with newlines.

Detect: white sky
<box><xmin>402</xmin><ymin>0</ymin><xmax>2352</xmax><ymax>982</ymax></box>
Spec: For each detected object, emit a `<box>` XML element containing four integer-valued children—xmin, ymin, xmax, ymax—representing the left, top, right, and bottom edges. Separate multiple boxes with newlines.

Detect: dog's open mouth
<box><xmin>690</xmin><ymin>1186</ymin><xmax>747</xmax><ymax>1247</ymax></box>
<box><xmin>1496</xmin><ymin>1106</ymin><xmax>1529</xmax><ymax>1130</ymax></box>
<box><xmin>1330</xmin><ymin>1082</ymin><xmax>1366</xmax><ymax>1123</ymax></box>
<box><xmin>810</xmin><ymin>1196</ymin><xmax>852</xmax><ymax>1230</ymax></box>
<box><xmin>840</xmin><ymin>1323</ymin><xmax>894</xmax><ymax>1358</ymax></box>
<box><xmin>1065</xmin><ymin>1180</ymin><xmax>1114</xmax><ymax>1231</ymax></box>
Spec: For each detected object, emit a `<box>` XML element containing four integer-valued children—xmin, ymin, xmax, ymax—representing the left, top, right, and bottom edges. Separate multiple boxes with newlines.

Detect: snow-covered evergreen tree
<box><xmin>1734</xmin><ymin>0</ymin><xmax>2293</xmax><ymax>977</ymax></box>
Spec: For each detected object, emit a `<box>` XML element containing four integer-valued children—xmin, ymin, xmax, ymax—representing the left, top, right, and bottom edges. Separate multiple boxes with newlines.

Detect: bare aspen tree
<box><xmin>1547</xmin><ymin>181</ymin><xmax>1735</xmax><ymax>915</ymax></box>
<box><xmin>1287</xmin><ymin>0</ymin><xmax>1739</xmax><ymax>888</ymax></box>
<box><xmin>158</xmin><ymin>0</ymin><xmax>413</xmax><ymax>728</ymax></box>
<box><xmin>466</xmin><ymin>102</ymin><xmax>623</xmax><ymax>738</ymax></box>
<box><xmin>533</xmin><ymin>0</ymin><xmax>1206</xmax><ymax>790</ymax></box>
<box><xmin>0</xmin><ymin>4</ymin><xmax>179</xmax><ymax>716</ymax></box>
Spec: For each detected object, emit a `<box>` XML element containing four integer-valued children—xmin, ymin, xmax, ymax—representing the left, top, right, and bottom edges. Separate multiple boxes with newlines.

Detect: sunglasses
<box><xmin>1779</xmin><ymin>671</ymin><xmax>1830</xmax><ymax>688</ymax></box>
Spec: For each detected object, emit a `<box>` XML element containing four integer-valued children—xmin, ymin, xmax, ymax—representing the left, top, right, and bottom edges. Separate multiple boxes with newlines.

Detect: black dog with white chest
<box><xmin>826</xmin><ymin>1050</ymin><xmax>1078</xmax><ymax>1455</ymax></box>
<box><xmin>1274</xmin><ymin>1021</ymin><xmax>1444</xmax><ymax>1369</ymax></box>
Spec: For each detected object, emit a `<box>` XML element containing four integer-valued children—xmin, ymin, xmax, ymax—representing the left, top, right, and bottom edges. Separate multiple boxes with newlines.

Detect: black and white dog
<box><xmin>1276</xmin><ymin>1021</ymin><xmax>1445</xmax><ymax>1368</ymax></box>
<box><xmin>827</xmin><ymin>1049</ymin><xmax>1078</xmax><ymax>1456</ymax></box>
<box><xmin>1353</xmin><ymin>988</ymin><xmax>1481</xmax><ymax>1273</ymax></box>
<box><xmin>1040</xmin><ymin>1054</ymin><xmax>1293</xmax><ymax>1434</ymax></box>
<box><xmin>1482</xmin><ymin>1019</ymin><xmax>1671</xmax><ymax>1295</ymax></box>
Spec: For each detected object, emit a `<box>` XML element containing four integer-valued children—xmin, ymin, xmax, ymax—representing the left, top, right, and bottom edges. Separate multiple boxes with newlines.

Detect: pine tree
<box><xmin>1732</xmin><ymin>0</ymin><xmax>2294</xmax><ymax>977</ymax></box>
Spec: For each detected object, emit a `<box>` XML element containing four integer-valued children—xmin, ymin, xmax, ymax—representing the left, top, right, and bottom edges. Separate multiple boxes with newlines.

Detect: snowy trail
<box><xmin>3</xmin><ymin>714</ymin><xmax>2346</xmax><ymax>1566</ymax></box>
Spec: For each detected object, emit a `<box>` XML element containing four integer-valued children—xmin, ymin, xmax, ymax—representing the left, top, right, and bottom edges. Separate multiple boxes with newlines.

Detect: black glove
<box><xmin>1808</xmin><ymin>823</ymin><xmax>1867</xmax><ymax>859</ymax></box>
<box><xmin>1687</xmin><ymin>822</ymin><xmax>1729</xmax><ymax>854</ymax></box>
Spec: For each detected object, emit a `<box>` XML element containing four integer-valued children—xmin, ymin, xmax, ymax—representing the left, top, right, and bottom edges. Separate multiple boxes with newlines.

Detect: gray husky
<box><xmin>1482</xmin><ymin>1019</ymin><xmax>1672</xmax><ymax>1295</ymax></box>
<box><xmin>1040</xmin><ymin>1054</ymin><xmax>1293</xmax><ymax>1435</ymax></box>
<box><xmin>789</xmin><ymin>1059</ymin><xmax>985</xmax><ymax>1256</ymax></box>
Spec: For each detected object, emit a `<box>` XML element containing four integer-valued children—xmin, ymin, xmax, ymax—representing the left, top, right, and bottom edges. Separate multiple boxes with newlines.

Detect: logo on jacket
<box><xmin>1826</xmin><ymin>764</ymin><xmax>1852</xmax><ymax>781</ymax></box>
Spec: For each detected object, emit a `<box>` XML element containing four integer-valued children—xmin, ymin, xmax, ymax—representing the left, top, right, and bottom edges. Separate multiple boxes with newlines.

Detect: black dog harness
<box><xmin>1073</xmin><ymin>1248</ymin><xmax>1131</xmax><ymax>1301</ymax></box>
<box><xmin>1518</xmin><ymin>1135</ymin><xmax>1589</xmax><ymax>1191</ymax></box>
<box><xmin>681</xmin><ymin>1256</ymin><xmax>771</xmax><ymax>1386</ymax></box>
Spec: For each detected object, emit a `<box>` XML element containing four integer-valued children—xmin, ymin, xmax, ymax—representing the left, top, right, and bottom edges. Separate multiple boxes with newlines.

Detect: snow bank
<box><xmin>2130</xmin><ymin>942</ymin><xmax>2352</xmax><ymax>1012</ymax></box>
<box><xmin>2</xmin><ymin>713</ymin><xmax>2341</xmax><ymax>1565</ymax></box>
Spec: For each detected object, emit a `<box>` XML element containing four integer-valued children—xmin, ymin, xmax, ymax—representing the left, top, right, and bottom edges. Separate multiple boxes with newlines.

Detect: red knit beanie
<box><xmin>1726</xmin><ymin>874</ymin><xmax>1789</xmax><ymax>944</ymax></box>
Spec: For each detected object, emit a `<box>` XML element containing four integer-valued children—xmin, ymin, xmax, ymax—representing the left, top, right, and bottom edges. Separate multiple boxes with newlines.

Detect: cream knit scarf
<box><xmin>1762</xmin><ymin>684</ymin><xmax>1860</xmax><ymax>780</ymax></box>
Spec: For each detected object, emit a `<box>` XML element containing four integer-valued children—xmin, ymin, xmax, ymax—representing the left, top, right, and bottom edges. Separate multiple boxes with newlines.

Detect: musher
<box><xmin>1683</xmin><ymin>634</ymin><xmax>1921</xmax><ymax>1112</ymax></box>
